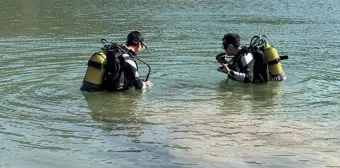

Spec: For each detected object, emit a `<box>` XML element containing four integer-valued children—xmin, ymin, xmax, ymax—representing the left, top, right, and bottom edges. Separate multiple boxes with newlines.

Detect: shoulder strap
<box><xmin>228</xmin><ymin>46</ymin><xmax>248</xmax><ymax>63</ymax></box>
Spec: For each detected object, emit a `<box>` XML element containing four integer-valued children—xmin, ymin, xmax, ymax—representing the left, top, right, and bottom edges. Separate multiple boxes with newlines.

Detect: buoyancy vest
<box><xmin>80</xmin><ymin>43</ymin><xmax>136</xmax><ymax>91</ymax></box>
<box><xmin>227</xmin><ymin>46</ymin><xmax>270</xmax><ymax>83</ymax></box>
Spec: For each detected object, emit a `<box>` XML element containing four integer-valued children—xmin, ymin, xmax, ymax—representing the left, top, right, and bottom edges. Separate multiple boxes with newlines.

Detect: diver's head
<box><xmin>126</xmin><ymin>31</ymin><xmax>147</xmax><ymax>53</ymax></box>
<box><xmin>222</xmin><ymin>33</ymin><xmax>241</xmax><ymax>56</ymax></box>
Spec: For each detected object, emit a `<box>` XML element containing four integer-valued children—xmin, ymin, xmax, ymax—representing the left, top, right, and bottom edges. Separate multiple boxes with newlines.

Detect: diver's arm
<box><xmin>124</xmin><ymin>58</ymin><xmax>148</xmax><ymax>89</ymax></box>
<box><xmin>228</xmin><ymin>53</ymin><xmax>254</xmax><ymax>83</ymax></box>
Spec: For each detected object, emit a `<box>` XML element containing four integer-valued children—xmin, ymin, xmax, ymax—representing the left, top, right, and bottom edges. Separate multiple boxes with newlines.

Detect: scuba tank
<box><xmin>81</xmin><ymin>39</ymin><xmax>124</xmax><ymax>92</ymax></box>
<box><xmin>80</xmin><ymin>51</ymin><xmax>107</xmax><ymax>91</ymax></box>
<box><xmin>250</xmin><ymin>35</ymin><xmax>287</xmax><ymax>80</ymax></box>
<box><xmin>263</xmin><ymin>42</ymin><xmax>286</xmax><ymax>80</ymax></box>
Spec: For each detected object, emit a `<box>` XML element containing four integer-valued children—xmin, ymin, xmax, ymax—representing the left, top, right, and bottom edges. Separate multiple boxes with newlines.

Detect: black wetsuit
<box><xmin>228</xmin><ymin>52</ymin><xmax>256</xmax><ymax>83</ymax></box>
<box><xmin>120</xmin><ymin>48</ymin><xmax>146</xmax><ymax>89</ymax></box>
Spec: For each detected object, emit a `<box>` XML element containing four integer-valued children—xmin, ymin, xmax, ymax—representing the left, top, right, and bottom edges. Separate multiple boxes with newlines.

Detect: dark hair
<box><xmin>126</xmin><ymin>31</ymin><xmax>144</xmax><ymax>46</ymax></box>
<box><xmin>222</xmin><ymin>33</ymin><xmax>241</xmax><ymax>48</ymax></box>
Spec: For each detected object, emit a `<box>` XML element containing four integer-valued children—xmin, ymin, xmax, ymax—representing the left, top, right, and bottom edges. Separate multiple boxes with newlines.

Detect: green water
<box><xmin>1</xmin><ymin>0</ymin><xmax>340</xmax><ymax>167</ymax></box>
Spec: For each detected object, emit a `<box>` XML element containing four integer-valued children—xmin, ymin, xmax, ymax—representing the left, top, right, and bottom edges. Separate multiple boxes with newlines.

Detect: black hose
<box><xmin>249</xmin><ymin>35</ymin><xmax>267</xmax><ymax>49</ymax></box>
<box><xmin>101</xmin><ymin>39</ymin><xmax>109</xmax><ymax>44</ymax></box>
<box><xmin>134</xmin><ymin>57</ymin><xmax>151</xmax><ymax>81</ymax></box>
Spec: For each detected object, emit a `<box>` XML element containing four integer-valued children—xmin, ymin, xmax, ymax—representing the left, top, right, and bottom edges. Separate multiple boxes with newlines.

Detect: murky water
<box><xmin>1</xmin><ymin>0</ymin><xmax>340</xmax><ymax>167</ymax></box>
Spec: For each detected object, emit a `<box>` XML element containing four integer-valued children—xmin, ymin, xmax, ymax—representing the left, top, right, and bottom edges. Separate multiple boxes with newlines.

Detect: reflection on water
<box><xmin>83</xmin><ymin>91</ymin><xmax>147</xmax><ymax>132</ymax></box>
<box><xmin>217</xmin><ymin>81</ymin><xmax>285</xmax><ymax>107</ymax></box>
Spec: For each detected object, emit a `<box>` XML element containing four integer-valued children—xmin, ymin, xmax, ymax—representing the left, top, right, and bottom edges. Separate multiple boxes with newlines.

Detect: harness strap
<box><xmin>267</xmin><ymin>55</ymin><xmax>288</xmax><ymax>65</ymax></box>
<box><xmin>88</xmin><ymin>60</ymin><xmax>104</xmax><ymax>69</ymax></box>
<box><xmin>267</xmin><ymin>58</ymin><xmax>281</xmax><ymax>65</ymax></box>
<box><xmin>280</xmin><ymin>55</ymin><xmax>289</xmax><ymax>60</ymax></box>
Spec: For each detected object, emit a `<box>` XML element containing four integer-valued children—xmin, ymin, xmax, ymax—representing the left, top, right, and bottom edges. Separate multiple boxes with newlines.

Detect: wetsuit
<box><xmin>121</xmin><ymin>49</ymin><xmax>147</xmax><ymax>89</ymax></box>
<box><xmin>228</xmin><ymin>52</ymin><xmax>256</xmax><ymax>83</ymax></box>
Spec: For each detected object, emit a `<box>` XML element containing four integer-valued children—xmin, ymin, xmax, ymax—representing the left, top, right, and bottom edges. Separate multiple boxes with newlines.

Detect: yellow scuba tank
<box><xmin>263</xmin><ymin>43</ymin><xmax>286</xmax><ymax>80</ymax></box>
<box><xmin>80</xmin><ymin>51</ymin><xmax>107</xmax><ymax>91</ymax></box>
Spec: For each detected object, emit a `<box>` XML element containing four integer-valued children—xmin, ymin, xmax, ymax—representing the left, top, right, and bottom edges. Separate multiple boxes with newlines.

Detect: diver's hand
<box><xmin>145</xmin><ymin>80</ymin><xmax>153</xmax><ymax>87</ymax></box>
<box><xmin>218</xmin><ymin>64</ymin><xmax>230</xmax><ymax>74</ymax></box>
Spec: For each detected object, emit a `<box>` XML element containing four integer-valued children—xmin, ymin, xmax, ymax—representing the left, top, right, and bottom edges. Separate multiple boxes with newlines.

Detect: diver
<box><xmin>216</xmin><ymin>33</ymin><xmax>287</xmax><ymax>83</ymax></box>
<box><xmin>80</xmin><ymin>31</ymin><xmax>153</xmax><ymax>92</ymax></box>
